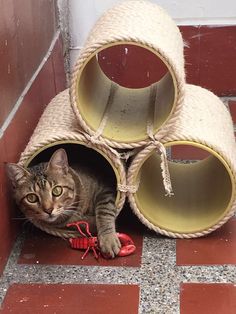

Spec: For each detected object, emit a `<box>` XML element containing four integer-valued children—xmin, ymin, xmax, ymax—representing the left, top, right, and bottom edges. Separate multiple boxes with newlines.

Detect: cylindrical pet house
<box><xmin>19</xmin><ymin>90</ymin><xmax>126</xmax><ymax>238</ymax></box>
<box><xmin>127</xmin><ymin>84</ymin><xmax>236</xmax><ymax>238</ymax></box>
<box><xmin>70</xmin><ymin>0</ymin><xmax>185</xmax><ymax>148</ymax></box>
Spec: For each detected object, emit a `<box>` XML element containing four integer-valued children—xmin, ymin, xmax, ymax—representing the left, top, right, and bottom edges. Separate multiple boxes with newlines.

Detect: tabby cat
<box><xmin>7</xmin><ymin>148</ymin><xmax>121</xmax><ymax>258</ymax></box>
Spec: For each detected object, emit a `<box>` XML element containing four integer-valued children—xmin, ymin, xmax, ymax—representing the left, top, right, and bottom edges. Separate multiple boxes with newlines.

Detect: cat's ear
<box><xmin>6</xmin><ymin>163</ymin><xmax>31</xmax><ymax>188</ymax></box>
<box><xmin>47</xmin><ymin>149</ymin><xmax>69</xmax><ymax>175</ymax></box>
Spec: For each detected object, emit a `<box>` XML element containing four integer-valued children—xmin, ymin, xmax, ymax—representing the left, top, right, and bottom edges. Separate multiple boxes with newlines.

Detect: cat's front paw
<box><xmin>98</xmin><ymin>233</ymin><xmax>121</xmax><ymax>258</ymax></box>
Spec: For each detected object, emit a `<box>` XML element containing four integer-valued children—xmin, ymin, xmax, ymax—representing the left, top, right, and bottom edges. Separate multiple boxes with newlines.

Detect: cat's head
<box><xmin>6</xmin><ymin>149</ymin><xmax>76</xmax><ymax>224</ymax></box>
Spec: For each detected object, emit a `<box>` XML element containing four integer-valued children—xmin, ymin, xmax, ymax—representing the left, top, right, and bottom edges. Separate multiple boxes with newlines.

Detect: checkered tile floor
<box><xmin>0</xmin><ymin>207</ymin><xmax>236</xmax><ymax>314</ymax></box>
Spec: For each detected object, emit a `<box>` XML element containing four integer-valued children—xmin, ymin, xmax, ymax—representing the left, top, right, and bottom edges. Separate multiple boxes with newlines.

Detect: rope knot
<box><xmin>90</xmin><ymin>134</ymin><xmax>101</xmax><ymax>144</ymax></box>
<box><xmin>117</xmin><ymin>183</ymin><xmax>138</xmax><ymax>193</ymax></box>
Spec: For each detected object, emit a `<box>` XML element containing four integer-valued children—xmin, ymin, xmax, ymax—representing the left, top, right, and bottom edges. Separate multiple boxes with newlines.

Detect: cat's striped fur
<box><xmin>7</xmin><ymin>149</ymin><xmax>121</xmax><ymax>258</ymax></box>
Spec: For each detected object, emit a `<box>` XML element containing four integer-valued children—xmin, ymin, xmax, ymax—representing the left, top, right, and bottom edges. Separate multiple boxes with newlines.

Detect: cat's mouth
<box><xmin>41</xmin><ymin>211</ymin><xmax>68</xmax><ymax>224</ymax></box>
<box><xmin>41</xmin><ymin>207</ymin><xmax>75</xmax><ymax>224</ymax></box>
<box><xmin>28</xmin><ymin>205</ymin><xmax>76</xmax><ymax>225</ymax></box>
<box><xmin>45</xmin><ymin>214</ymin><xmax>59</xmax><ymax>222</ymax></box>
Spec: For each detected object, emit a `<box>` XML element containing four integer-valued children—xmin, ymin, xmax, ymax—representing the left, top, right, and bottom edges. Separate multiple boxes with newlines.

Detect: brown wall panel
<box><xmin>180</xmin><ymin>25</ymin><xmax>236</xmax><ymax>96</ymax></box>
<box><xmin>0</xmin><ymin>0</ymin><xmax>66</xmax><ymax>275</ymax></box>
<box><xmin>51</xmin><ymin>36</ymin><xmax>67</xmax><ymax>94</ymax></box>
<box><xmin>4</xmin><ymin>59</ymin><xmax>56</xmax><ymax>163</ymax></box>
<box><xmin>0</xmin><ymin>0</ymin><xmax>57</xmax><ymax>127</ymax></box>
<box><xmin>0</xmin><ymin>37</ymin><xmax>66</xmax><ymax>275</ymax></box>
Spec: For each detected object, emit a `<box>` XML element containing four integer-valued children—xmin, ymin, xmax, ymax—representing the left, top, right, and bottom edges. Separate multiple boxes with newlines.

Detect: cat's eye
<box><xmin>52</xmin><ymin>186</ymin><xmax>63</xmax><ymax>197</ymax></box>
<box><xmin>26</xmin><ymin>193</ymin><xmax>38</xmax><ymax>203</ymax></box>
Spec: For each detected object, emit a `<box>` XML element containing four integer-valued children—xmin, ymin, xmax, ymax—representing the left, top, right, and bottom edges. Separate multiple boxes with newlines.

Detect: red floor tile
<box><xmin>176</xmin><ymin>218</ymin><xmax>236</xmax><ymax>266</ymax></box>
<box><xmin>229</xmin><ymin>100</ymin><xmax>236</xmax><ymax>123</ymax></box>
<box><xmin>0</xmin><ymin>284</ymin><xmax>140</xmax><ymax>314</ymax></box>
<box><xmin>18</xmin><ymin>228</ymin><xmax>143</xmax><ymax>267</ymax></box>
<box><xmin>18</xmin><ymin>207</ymin><xmax>144</xmax><ymax>267</ymax></box>
<box><xmin>180</xmin><ymin>283</ymin><xmax>236</xmax><ymax>314</ymax></box>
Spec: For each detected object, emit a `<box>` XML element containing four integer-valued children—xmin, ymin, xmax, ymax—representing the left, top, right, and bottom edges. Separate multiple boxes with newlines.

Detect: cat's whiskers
<box><xmin>69</xmin><ymin>200</ymin><xmax>81</xmax><ymax>205</ymax></box>
<box><xmin>67</xmin><ymin>200</ymin><xmax>84</xmax><ymax>208</ymax></box>
<box><xmin>72</xmin><ymin>194</ymin><xmax>87</xmax><ymax>203</ymax></box>
<box><xmin>65</xmin><ymin>206</ymin><xmax>78</xmax><ymax>211</ymax></box>
<box><xmin>51</xmin><ymin>207</ymin><xmax>74</xmax><ymax>221</ymax></box>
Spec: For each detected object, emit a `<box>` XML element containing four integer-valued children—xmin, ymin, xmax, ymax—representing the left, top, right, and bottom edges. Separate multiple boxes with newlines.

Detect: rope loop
<box><xmin>145</xmin><ymin>84</ymin><xmax>173</xmax><ymax>197</ymax></box>
<box><xmin>147</xmin><ymin>136</ymin><xmax>174</xmax><ymax>197</ymax></box>
<box><xmin>85</xmin><ymin>133</ymin><xmax>121</xmax><ymax>160</ymax></box>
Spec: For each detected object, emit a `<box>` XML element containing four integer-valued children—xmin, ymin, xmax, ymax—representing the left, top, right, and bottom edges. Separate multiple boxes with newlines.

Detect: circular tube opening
<box><xmin>98</xmin><ymin>44</ymin><xmax>169</xmax><ymax>88</ymax></box>
<box><xmin>76</xmin><ymin>43</ymin><xmax>177</xmax><ymax>143</ymax></box>
<box><xmin>134</xmin><ymin>142</ymin><xmax>234</xmax><ymax>234</ymax></box>
<box><xmin>24</xmin><ymin>143</ymin><xmax>119</xmax><ymax>205</ymax></box>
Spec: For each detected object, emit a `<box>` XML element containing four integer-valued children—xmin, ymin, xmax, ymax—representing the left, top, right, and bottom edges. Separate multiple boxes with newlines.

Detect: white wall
<box><xmin>67</xmin><ymin>0</ymin><xmax>236</xmax><ymax>68</ymax></box>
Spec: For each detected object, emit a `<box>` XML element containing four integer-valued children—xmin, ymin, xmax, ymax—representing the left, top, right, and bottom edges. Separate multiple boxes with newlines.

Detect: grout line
<box><xmin>0</xmin><ymin>30</ymin><xmax>60</xmax><ymax>139</ymax></box>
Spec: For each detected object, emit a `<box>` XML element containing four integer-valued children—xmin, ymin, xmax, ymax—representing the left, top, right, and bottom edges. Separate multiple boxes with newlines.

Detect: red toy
<box><xmin>67</xmin><ymin>221</ymin><xmax>136</xmax><ymax>260</ymax></box>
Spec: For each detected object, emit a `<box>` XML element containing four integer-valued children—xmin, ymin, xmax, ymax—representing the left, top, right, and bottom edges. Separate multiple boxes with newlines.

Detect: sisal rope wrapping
<box><xmin>19</xmin><ymin>89</ymin><xmax>127</xmax><ymax>238</ymax></box>
<box><xmin>127</xmin><ymin>84</ymin><xmax>236</xmax><ymax>238</ymax></box>
<box><xmin>70</xmin><ymin>0</ymin><xmax>185</xmax><ymax>148</ymax></box>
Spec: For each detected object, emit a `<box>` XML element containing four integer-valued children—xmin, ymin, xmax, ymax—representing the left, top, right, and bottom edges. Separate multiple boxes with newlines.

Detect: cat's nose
<box><xmin>44</xmin><ymin>207</ymin><xmax>53</xmax><ymax>215</ymax></box>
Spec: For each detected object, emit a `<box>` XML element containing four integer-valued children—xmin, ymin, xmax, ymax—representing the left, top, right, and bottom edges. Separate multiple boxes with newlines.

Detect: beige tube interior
<box><xmin>134</xmin><ymin>142</ymin><xmax>234</xmax><ymax>234</ymax></box>
<box><xmin>76</xmin><ymin>43</ymin><xmax>176</xmax><ymax>143</ymax></box>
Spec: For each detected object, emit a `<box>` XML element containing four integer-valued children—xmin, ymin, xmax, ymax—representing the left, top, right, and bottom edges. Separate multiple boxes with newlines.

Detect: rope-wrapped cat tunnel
<box><xmin>127</xmin><ymin>85</ymin><xmax>236</xmax><ymax>238</ymax></box>
<box><xmin>17</xmin><ymin>1</ymin><xmax>236</xmax><ymax>241</ymax></box>
<box><xmin>19</xmin><ymin>90</ymin><xmax>126</xmax><ymax>238</ymax></box>
<box><xmin>70</xmin><ymin>0</ymin><xmax>185</xmax><ymax>148</ymax></box>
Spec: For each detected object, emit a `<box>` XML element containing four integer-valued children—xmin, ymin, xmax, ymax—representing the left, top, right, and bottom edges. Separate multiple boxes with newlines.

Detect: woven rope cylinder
<box><xmin>70</xmin><ymin>0</ymin><xmax>185</xmax><ymax>149</ymax></box>
<box><xmin>19</xmin><ymin>89</ymin><xmax>126</xmax><ymax>238</ymax></box>
<box><xmin>127</xmin><ymin>84</ymin><xmax>236</xmax><ymax>238</ymax></box>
